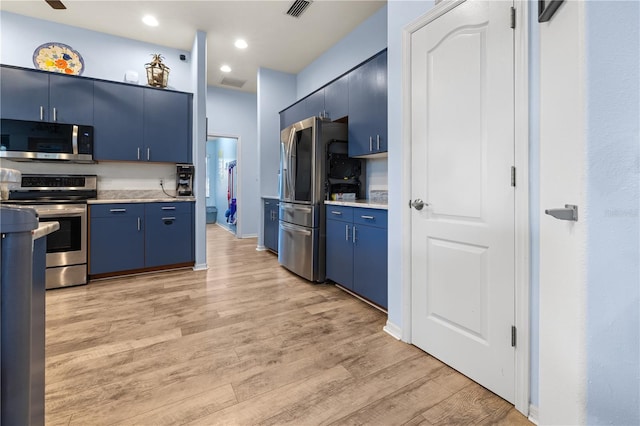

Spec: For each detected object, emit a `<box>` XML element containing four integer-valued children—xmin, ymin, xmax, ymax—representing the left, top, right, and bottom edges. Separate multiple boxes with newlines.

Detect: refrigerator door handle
<box><xmin>287</xmin><ymin>127</ymin><xmax>296</xmax><ymax>198</ymax></box>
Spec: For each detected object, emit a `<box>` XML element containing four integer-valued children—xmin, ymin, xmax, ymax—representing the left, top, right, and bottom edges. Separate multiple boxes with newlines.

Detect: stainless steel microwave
<box><xmin>0</xmin><ymin>119</ymin><xmax>94</xmax><ymax>162</ymax></box>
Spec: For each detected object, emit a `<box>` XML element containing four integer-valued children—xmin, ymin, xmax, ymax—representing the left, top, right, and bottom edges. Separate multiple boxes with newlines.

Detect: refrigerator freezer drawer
<box><xmin>278</xmin><ymin>221</ymin><xmax>323</xmax><ymax>282</ymax></box>
<box><xmin>279</xmin><ymin>202</ymin><xmax>318</xmax><ymax>228</ymax></box>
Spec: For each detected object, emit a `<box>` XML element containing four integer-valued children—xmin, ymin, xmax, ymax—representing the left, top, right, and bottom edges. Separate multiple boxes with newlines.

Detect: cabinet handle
<box><xmin>376</xmin><ymin>135</ymin><xmax>380</xmax><ymax>151</ymax></box>
<box><xmin>352</xmin><ymin>225</ymin><xmax>357</xmax><ymax>243</ymax></box>
<box><xmin>265</xmin><ymin>202</ymin><xmax>270</xmax><ymax>205</ymax></box>
<box><xmin>330</xmin><ymin>211</ymin><xmax>342</xmax><ymax>215</ymax></box>
<box><xmin>52</xmin><ymin>107</ymin><xmax>57</xmax><ymax>122</ymax></box>
<box><xmin>39</xmin><ymin>106</ymin><xmax>44</xmax><ymax>121</ymax></box>
<box><xmin>147</xmin><ymin>147</ymin><xmax>151</xmax><ymax>161</ymax></box>
<box><xmin>345</xmin><ymin>224</ymin><xmax>350</xmax><ymax>241</ymax></box>
<box><xmin>360</xmin><ymin>215</ymin><xmax>375</xmax><ymax>220</ymax></box>
<box><xmin>110</xmin><ymin>208</ymin><xmax>127</xmax><ymax>213</ymax></box>
<box><xmin>161</xmin><ymin>206</ymin><xmax>176</xmax><ymax>210</ymax></box>
<box><xmin>137</xmin><ymin>147</ymin><xmax>141</xmax><ymax>160</ymax></box>
<box><xmin>369</xmin><ymin>136</ymin><xmax>373</xmax><ymax>152</ymax></box>
<box><xmin>162</xmin><ymin>217</ymin><xmax>176</xmax><ymax>221</ymax></box>
<box><xmin>137</xmin><ymin>217</ymin><xmax>141</xmax><ymax>231</ymax></box>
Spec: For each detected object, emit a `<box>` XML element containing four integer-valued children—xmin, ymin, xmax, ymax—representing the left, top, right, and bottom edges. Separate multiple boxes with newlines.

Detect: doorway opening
<box><xmin>206</xmin><ymin>136</ymin><xmax>238</xmax><ymax>236</ymax></box>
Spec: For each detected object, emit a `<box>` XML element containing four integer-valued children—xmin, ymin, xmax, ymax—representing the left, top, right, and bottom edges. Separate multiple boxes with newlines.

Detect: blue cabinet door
<box><xmin>326</xmin><ymin>217</ymin><xmax>354</xmax><ymax>289</ymax></box>
<box><xmin>280</xmin><ymin>100</ymin><xmax>306</xmax><ymax>130</ymax></box>
<box><xmin>143</xmin><ymin>89</ymin><xmax>191</xmax><ymax>163</ymax></box>
<box><xmin>49</xmin><ymin>74</ymin><xmax>94</xmax><ymax>125</ymax></box>
<box><xmin>93</xmin><ymin>81</ymin><xmax>144</xmax><ymax>161</ymax></box>
<box><xmin>304</xmin><ymin>89</ymin><xmax>325</xmax><ymax>120</ymax></box>
<box><xmin>353</xmin><ymin>223</ymin><xmax>388</xmax><ymax>309</ymax></box>
<box><xmin>144</xmin><ymin>202</ymin><xmax>194</xmax><ymax>267</ymax></box>
<box><xmin>348</xmin><ymin>51</ymin><xmax>387</xmax><ymax>156</ymax></box>
<box><xmin>324</xmin><ymin>75</ymin><xmax>348</xmax><ymax>121</ymax></box>
<box><xmin>263</xmin><ymin>199</ymin><xmax>278</xmax><ymax>252</ymax></box>
<box><xmin>89</xmin><ymin>204</ymin><xmax>144</xmax><ymax>274</ymax></box>
<box><xmin>0</xmin><ymin>66</ymin><xmax>49</xmax><ymax>121</ymax></box>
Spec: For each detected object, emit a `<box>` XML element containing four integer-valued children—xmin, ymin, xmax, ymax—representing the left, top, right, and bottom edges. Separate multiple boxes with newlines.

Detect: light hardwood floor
<box><xmin>45</xmin><ymin>224</ymin><xmax>531</xmax><ymax>426</ymax></box>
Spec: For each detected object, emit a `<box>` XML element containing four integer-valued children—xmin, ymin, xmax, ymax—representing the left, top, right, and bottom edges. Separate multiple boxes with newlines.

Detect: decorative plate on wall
<box><xmin>32</xmin><ymin>42</ymin><xmax>84</xmax><ymax>75</ymax></box>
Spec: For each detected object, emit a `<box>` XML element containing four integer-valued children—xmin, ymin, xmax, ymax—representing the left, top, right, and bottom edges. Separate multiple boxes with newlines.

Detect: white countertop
<box><xmin>33</xmin><ymin>221</ymin><xmax>59</xmax><ymax>240</ymax></box>
<box><xmin>89</xmin><ymin>190</ymin><xmax>195</xmax><ymax>204</ymax></box>
<box><xmin>325</xmin><ymin>200</ymin><xmax>388</xmax><ymax>210</ymax></box>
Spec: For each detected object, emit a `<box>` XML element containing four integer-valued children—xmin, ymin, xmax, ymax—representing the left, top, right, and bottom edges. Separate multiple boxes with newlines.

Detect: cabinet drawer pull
<box><xmin>40</xmin><ymin>106</ymin><xmax>44</xmax><ymax>121</ymax></box>
<box><xmin>345</xmin><ymin>224</ymin><xmax>350</xmax><ymax>241</ymax></box>
<box><xmin>110</xmin><ymin>208</ymin><xmax>127</xmax><ymax>213</ymax></box>
<box><xmin>330</xmin><ymin>211</ymin><xmax>342</xmax><ymax>215</ymax></box>
<box><xmin>162</xmin><ymin>217</ymin><xmax>176</xmax><ymax>221</ymax></box>
<box><xmin>137</xmin><ymin>217</ymin><xmax>141</xmax><ymax>231</ymax></box>
<box><xmin>376</xmin><ymin>135</ymin><xmax>380</xmax><ymax>151</ymax></box>
<box><xmin>147</xmin><ymin>147</ymin><xmax>151</xmax><ymax>161</ymax></box>
<box><xmin>369</xmin><ymin>136</ymin><xmax>373</xmax><ymax>152</ymax></box>
<box><xmin>52</xmin><ymin>107</ymin><xmax>57</xmax><ymax>122</ymax></box>
<box><xmin>360</xmin><ymin>215</ymin><xmax>375</xmax><ymax>220</ymax></box>
<box><xmin>137</xmin><ymin>147</ymin><xmax>141</xmax><ymax>160</ymax></box>
<box><xmin>161</xmin><ymin>206</ymin><xmax>176</xmax><ymax>210</ymax></box>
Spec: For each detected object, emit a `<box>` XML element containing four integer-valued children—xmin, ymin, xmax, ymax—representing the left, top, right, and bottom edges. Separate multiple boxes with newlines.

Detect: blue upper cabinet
<box><xmin>93</xmin><ymin>81</ymin><xmax>144</xmax><ymax>161</ymax></box>
<box><xmin>1</xmin><ymin>67</ymin><xmax>49</xmax><ymax>121</ymax></box>
<box><xmin>348</xmin><ymin>51</ymin><xmax>387</xmax><ymax>157</ymax></box>
<box><xmin>48</xmin><ymin>73</ymin><xmax>94</xmax><ymax>125</ymax></box>
<box><xmin>304</xmin><ymin>89</ymin><xmax>325</xmax><ymax>120</ymax></box>
<box><xmin>0</xmin><ymin>65</ymin><xmax>94</xmax><ymax>124</ymax></box>
<box><xmin>324</xmin><ymin>74</ymin><xmax>348</xmax><ymax>122</ymax></box>
<box><xmin>143</xmin><ymin>88</ymin><xmax>192</xmax><ymax>163</ymax></box>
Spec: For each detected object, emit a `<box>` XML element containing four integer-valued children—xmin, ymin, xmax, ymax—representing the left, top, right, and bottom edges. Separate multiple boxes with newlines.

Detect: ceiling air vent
<box><xmin>220</xmin><ymin>77</ymin><xmax>246</xmax><ymax>89</ymax></box>
<box><xmin>286</xmin><ymin>0</ymin><xmax>312</xmax><ymax>18</ymax></box>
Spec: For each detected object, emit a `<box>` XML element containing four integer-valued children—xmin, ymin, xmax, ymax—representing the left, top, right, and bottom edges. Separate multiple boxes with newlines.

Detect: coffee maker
<box><xmin>176</xmin><ymin>164</ymin><xmax>194</xmax><ymax>196</ymax></box>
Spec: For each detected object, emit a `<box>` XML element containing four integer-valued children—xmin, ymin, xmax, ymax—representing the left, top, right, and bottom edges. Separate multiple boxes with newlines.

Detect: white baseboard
<box><xmin>383</xmin><ymin>321</ymin><xmax>402</xmax><ymax>340</ymax></box>
<box><xmin>528</xmin><ymin>404</ymin><xmax>539</xmax><ymax>425</ymax></box>
<box><xmin>256</xmin><ymin>245</ymin><xmax>267</xmax><ymax>251</ymax></box>
<box><xmin>192</xmin><ymin>263</ymin><xmax>208</xmax><ymax>271</ymax></box>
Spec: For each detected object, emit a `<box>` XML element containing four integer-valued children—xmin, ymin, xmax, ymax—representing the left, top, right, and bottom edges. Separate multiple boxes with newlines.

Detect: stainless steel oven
<box><xmin>6</xmin><ymin>174</ymin><xmax>96</xmax><ymax>289</ymax></box>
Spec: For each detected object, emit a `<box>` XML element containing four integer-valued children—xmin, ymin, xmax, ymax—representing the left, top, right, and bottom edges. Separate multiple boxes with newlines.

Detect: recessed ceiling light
<box><xmin>234</xmin><ymin>39</ymin><xmax>248</xmax><ymax>49</ymax></box>
<box><xmin>142</xmin><ymin>15</ymin><xmax>159</xmax><ymax>27</ymax></box>
<box><xmin>220</xmin><ymin>65</ymin><xmax>232</xmax><ymax>73</ymax></box>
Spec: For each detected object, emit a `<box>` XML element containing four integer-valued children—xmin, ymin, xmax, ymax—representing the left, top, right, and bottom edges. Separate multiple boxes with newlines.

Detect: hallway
<box><xmin>44</xmin><ymin>225</ymin><xmax>531</xmax><ymax>425</ymax></box>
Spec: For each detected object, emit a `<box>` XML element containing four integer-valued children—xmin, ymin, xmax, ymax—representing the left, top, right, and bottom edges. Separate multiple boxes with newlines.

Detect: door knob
<box><xmin>410</xmin><ymin>199</ymin><xmax>428</xmax><ymax>210</ymax></box>
<box><xmin>545</xmin><ymin>204</ymin><xmax>578</xmax><ymax>221</ymax></box>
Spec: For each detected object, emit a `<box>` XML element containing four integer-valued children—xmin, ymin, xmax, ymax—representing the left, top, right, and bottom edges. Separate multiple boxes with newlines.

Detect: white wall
<box><xmin>206</xmin><ymin>86</ymin><xmax>258</xmax><ymax>238</ymax></box>
<box><xmin>0</xmin><ymin>11</ymin><xmax>192</xmax><ymax>92</ymax></box>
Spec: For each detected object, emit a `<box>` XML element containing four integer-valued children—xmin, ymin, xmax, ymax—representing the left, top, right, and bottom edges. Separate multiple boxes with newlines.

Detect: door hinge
<box><xmin>511</xmin><ymin>325</ymin><xmax>517</xmax><ymax>347</ymax></box>
<box><xmin>511</xmin><ymin>166</ymin><xmax>516</xmax><ymax>187</ymax></box>
<box><xmin>510</xmin><ymin>6</ymin><xmax>516</xmax><ymax>29</ymax></box>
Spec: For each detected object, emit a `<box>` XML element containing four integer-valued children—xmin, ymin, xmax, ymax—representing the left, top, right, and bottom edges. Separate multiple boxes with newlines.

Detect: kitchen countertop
<box><xmin>89</xmin><ymin>190</ymin><xmax>195</xmax><ymax>204</ymax></box>
<box><xmin>33</xmin><ymin>221</ymin><xmax>59</xmax><ymax>240</ymax></box>
<box><xmin>325</xmin><ymin>200</ymin><xmax>388</xmax><ymax>210</ymax></box>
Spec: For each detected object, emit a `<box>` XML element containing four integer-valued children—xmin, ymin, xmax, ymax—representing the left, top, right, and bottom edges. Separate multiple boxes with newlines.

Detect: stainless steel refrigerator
<box><xmin>278</xmin><ymin>117</ymin><xmax>347</xmax><ymax>282</ymax></box>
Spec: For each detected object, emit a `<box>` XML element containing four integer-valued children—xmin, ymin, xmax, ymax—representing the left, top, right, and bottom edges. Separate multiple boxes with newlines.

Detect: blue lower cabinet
<box><xmin>326</xmin><ymin>217</ymin><xmax>354</xmax><ymax>289</ymax></box>
<box><xmin>263</xmin><ymin>199</ymin><xmax>279</xmax><ymax>253</ymax></box>
<box><xmin>145</xmin><ymin>203</ymin><xmax>193</xmax><ymax>267</ymax></box>
<box><xmin>90</xmin><ymin>204</ymin><xmax>145</xmax><ymax>274</ymax></box>
<box><xmin>89</xmin><ymin>202</ymin><xmax>193</xmax><ymax>275</ymax></box>
<box><xmin>325</xmin><ymin>205</ymin><xmax>388</xmax><ymax>309</ymax></box>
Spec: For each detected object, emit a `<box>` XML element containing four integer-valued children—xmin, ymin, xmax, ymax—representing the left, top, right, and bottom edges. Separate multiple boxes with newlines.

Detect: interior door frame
<box><xmin>400</xmin><ymin>0</ymin><xmax>531</xmax><ymax>416</ymax></box>
<box><xmin>206</xmin><ymin>132</ymin><xmax>242</xmax><ymax>238</ymax></box>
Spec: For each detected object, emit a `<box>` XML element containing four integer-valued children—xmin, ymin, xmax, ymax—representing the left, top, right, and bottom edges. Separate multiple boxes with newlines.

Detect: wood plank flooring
<box><xmin>45</xmin><ymin>225</ymin><xmax>531</xmax><ymax>425</ymax></box>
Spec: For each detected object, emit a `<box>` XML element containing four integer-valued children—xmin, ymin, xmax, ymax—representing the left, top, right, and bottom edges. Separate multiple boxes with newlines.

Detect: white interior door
<box><xmin>410</xmin><ymin>0</ymin><xmax>516</xmax><ymax>402</ymax></box>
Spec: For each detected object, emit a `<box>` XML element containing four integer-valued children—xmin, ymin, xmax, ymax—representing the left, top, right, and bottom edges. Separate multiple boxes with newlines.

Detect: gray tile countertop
<box><xmin>324</xmin><ymin>200</ymin><xmax>388</xmax><ymax>210</ymax></box>
<box><xmin>89</xmin><ymin>190</ymin><xmax>195</xmax><ymax>204</ymax></box>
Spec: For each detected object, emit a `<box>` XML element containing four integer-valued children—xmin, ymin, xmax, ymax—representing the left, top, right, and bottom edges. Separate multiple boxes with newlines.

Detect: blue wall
<box><xmin>206</xmin><ymin>86</ymin><xmax>258</xmax><ymax>238</ymax></box>
<box><xmin>585</xmin><ymin>1</ymin><xmax>640</xmax><ymax>424</ymax></box>
<box><xmin>296</xmin><ymin>5</ymin><xmax>387</xmax><ymax>98</ymax></box>
<box><xmin>0</xmin><ymin>11</ymin><xmax>192</xmax><ymax>92</ymax></box>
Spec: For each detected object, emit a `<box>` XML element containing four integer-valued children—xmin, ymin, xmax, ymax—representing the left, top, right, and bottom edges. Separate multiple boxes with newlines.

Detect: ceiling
<box><xmin>0</xmin><ymin>0</ymin><xmax>386</xmax><ymax>93</ymax></box>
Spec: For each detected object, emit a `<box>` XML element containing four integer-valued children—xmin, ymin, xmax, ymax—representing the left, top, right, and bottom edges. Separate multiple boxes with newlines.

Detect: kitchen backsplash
<box><xmin>0</xmin><ymin>160</ymin><xmax>176</xmax><ymax>191</ymax></box>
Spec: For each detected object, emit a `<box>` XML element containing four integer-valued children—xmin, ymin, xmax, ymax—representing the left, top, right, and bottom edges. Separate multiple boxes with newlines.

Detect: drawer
<box><xmin>145</xmin><ymin>202</ymin><xmax>193</xmax><ymax>216</ymax></box>
<box><xmin>325</xmin><ymin>205</ymin><xmax>353</xmax><ymax>223</ymax></box>
<box><xmin>353</xmin><ymin>208</ymin><xmax>387</xmax><ymax>228</ymax></box>
<box><xmin>90</xmin><ymin>203</ymin><xmax>144</xmax><ymax>218</ymax></box>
